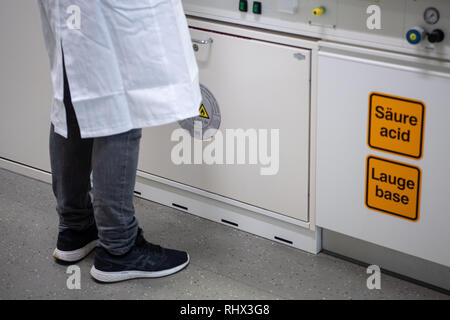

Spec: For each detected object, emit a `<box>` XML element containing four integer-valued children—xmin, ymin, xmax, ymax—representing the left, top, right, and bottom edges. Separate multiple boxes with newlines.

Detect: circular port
<box><xmin>312</xmin><ymin>7</ymin><xmax>325</xmax><ymax>16</ymax></box>
<box><xmin>406</xmin><ymin>27</ymin><xmax>424</xmax><ymax>45</ymax></box>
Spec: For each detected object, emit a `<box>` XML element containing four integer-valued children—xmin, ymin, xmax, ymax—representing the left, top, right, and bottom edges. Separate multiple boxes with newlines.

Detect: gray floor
<box><xmin>0</xmin><ymin>168</ymin><xmax>448</xmax><ymax>300</ymax></box>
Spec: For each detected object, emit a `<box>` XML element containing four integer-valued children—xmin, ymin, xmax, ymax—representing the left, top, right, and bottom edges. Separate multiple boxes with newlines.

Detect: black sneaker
<box><xmin>90</xmin><ymin>228</ymin><xmax>190</xmax><ymax>283</ymax></box>
<box><xmin>53</xmin><ymin>223</ymin><xmax>99</xmax><ymax>262</ymax></box>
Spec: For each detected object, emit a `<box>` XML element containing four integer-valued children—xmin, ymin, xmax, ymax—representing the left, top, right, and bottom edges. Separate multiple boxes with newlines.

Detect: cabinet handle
<box><xmin>192</xmin><ymin>38</ymin><xmax>214</xmax><ymax>45</ymax></box>
<box><xmin>294</xmin><ymin>53</ymin><xmax>306</xmax><ymax>60</ymax></box>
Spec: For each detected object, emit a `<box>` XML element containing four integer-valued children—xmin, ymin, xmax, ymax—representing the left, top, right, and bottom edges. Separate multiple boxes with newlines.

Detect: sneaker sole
<box><xmin>53</xmin><ymin>240</ymin><xmax>98</xmax><ymax>262</ymax></box>
<box><xmin>90</xmin><ymin>254</ymin><xmax>190</xmax><ymax>283</ymax></box>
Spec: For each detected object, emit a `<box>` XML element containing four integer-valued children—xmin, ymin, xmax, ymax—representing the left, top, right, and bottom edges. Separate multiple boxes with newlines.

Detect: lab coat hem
<box><xmin>77</xmin><ymin>108</ymin><xmax>200</xmax><ymax>139</ymax></box>
<box><xmin>52</xmin><ymin>122</ymin><xmax>68</xmax><ymax>139</ymax></box>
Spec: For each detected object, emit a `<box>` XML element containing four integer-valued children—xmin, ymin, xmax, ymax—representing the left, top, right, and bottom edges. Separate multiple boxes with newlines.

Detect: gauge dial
<box><xmin>424</xmin><ymin>7</ymin><xmax>440</xmax><ymax>25</ymax></box>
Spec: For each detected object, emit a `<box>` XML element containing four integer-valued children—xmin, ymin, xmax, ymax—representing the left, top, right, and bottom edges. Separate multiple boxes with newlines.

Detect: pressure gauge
<box><xmin>424</xmin><ymin>7</ymin><xmax>440</xmax><ymax>25</ymax></box>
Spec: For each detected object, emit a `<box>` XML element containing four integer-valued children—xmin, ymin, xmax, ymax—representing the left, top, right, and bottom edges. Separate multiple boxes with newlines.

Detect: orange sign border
<box><xmin>365</xmin><ymin>155</ymin><xmax>421</xmax><ymax>222</ymax></box>
<box><xmin>368</xmin><ymin>92</ymin><xmax>426</xmax><ymax>159</ymax></box>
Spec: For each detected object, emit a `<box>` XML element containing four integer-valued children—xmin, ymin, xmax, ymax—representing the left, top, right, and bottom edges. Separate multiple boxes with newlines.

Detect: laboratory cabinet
<box><xmin>138</xmin><ymin>26</ymin><xmax>312</xmax><ymax>222</ymax></box>
<box><xmin>0</xmin><ymin>1</ymin><xmax>52</xmax><ymax>173</ymax></box>
<box><xmin>316</xmin><ymin>46</ymin><xmax>450</xmax><ymax>267</ymax></box>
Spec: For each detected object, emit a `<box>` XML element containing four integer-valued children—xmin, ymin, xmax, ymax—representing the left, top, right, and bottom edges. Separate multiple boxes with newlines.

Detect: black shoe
<box><xmin>90</xmin><ymin>228</ymin><xmax>190</xmax><ymax>283</ymax></box>
<box><xmin>53</xmin><ymin>223</ymin><xmax>99</xmax><ymax>262</ymax></box>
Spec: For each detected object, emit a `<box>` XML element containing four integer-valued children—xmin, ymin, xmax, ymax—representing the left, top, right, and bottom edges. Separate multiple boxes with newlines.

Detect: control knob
<box><xmin>428</xmin><ymin>29</ymin><xmax>445</xmax><ymax>43</ymax></box>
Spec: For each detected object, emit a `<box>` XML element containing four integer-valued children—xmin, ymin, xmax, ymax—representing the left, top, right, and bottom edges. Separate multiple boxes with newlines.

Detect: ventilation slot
<box><xmin>172</xmin><ymin>203</ymin><xmax>188</xmax><ymax>211</ymax></box>
<box><xmin>221</xmin><ymin>219</ymin><xmax>239</xmax><ymax>227</ymax></box>
<box><xmin>274</xmin><ymin>236</ymin><xmax>293</xmax><ymax>245</ymax></box>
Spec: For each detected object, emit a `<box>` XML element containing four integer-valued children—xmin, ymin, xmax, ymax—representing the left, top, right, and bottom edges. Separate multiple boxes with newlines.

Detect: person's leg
<box><xmin>49</xmin><ymin>63</ymin><xmax>95</xmax><ymax>233</ymax></box>
<box><xmin>50</xmin><ymin>59</ymin><xmax>98</xmax><ymax>262</ymax></box>
<box><xmin>91</xmin><ymin>128</ymin><xmax>141</xmax><ymax>255</ymax></box>
<box><xmin>90</xmin><ymin>128</ymin><xmax>190</xmax><ymax>283</ymax></box>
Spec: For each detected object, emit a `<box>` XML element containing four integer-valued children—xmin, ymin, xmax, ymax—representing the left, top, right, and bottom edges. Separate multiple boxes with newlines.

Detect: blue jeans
<box><xmin>49</xmin><ymin>64</ymin><xmax>141</xmax><ymax>255</ymax></box>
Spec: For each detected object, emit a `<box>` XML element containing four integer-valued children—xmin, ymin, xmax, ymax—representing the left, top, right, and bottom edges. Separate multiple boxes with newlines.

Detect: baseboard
<box><xmin>135</xmin><ymin>173</ymin><xmax>321</xmax><ymax>254</ymax></box>
<box><xmin>322</xmin><ymin>229</ymin><xmax>450</xmax><ymax>293</ymax></box>
<box><xmin>0</xmin><ymin>157</ymin><xmax>51</xmax><ymax>184</ymax></box>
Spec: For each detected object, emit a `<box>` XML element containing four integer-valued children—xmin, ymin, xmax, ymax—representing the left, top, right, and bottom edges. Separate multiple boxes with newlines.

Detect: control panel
<box><xmin>404</xmin><ymin>1</ymin><xmax>448</xmax><ymax>55</ymax></box>
<box><xmin>182</xmin><ymin>0</ymin><xmax>450</xmax><ymax>60</ymax></box>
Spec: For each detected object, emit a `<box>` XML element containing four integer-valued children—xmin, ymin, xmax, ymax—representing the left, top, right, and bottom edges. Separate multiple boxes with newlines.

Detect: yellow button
<box><xmin>313</xmin><ymin>7</ymin><xmax>325</xmax><ymax>16</ymax></box>
<box><xmin>410</xmin><ymin>33</ymin><xmax>417</xmax><ymax>41</ymax></box>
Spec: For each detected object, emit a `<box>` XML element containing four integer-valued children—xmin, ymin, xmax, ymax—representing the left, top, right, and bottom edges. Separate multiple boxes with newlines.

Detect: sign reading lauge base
<box><xmin>366</xmin><ymin>156</ymin><xmax>421</xmax><ymax>221</ymax></box>
<box><xmin>368</xmin><ymin>93</ymin><xmax>425</xmax><ymax>159</ymax></box>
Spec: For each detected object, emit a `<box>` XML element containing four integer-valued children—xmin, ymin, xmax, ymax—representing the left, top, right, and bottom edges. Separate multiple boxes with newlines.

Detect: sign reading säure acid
<box><xmin>368</xmin><ymin>92</ymin><xmax>425</xmax><ymax>159</ymax></box>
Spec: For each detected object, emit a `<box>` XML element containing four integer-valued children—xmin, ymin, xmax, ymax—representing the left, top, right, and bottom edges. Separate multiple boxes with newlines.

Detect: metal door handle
<box><xmin>192</xmin><ymin>38</ymin><xmax>214</xmax><ymax>45</ymax></box>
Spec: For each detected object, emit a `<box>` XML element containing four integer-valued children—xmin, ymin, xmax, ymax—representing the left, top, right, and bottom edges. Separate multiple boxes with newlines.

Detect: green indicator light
<box><xmin>239</xmin><ymin>0</ymin><xmax>248</xmax><ymax>12</ymax></box>
<box><xmin>253</xmin><ymin>2</ymin><xmax>262</xmax><ymax>14</ymax></box>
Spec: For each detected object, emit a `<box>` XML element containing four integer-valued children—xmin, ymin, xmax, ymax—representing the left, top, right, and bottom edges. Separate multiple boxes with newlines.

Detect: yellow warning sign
<box><xmin>368</xmin><ymin>92</ymin><xmax>425</xmax><ymax>159</ymax></box>
<box><xmin>199</xmin><ymin>104</ymin><xmax>209</xmax><ymax>119</ymax></box>
<box><xmin>365</xmin><ymin>156</ymin><xmax>421</xmax><ymax>222</ymax></box>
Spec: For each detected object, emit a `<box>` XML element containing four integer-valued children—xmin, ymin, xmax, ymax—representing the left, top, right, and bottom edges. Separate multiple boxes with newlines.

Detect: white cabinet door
<box><xmin>316</xmin><ymin>47</ymin><xmax>450</xmax><ymax>266</ymax></box>
<box><xmin>0</xmin><ymin>0</ymin><xmax>52</xmax><ymax>172</ymax></box>
<box><xmin>139</xmin><ymin>27</ymin><xmax>311</xmax><ymax>222</ymax></box>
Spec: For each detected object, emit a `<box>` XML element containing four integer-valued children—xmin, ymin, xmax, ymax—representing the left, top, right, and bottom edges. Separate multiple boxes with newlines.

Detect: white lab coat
<box><xmin>37</xmin><ymin>0</ymin><xmax>202</xmax><ymax>138</ymax></box>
